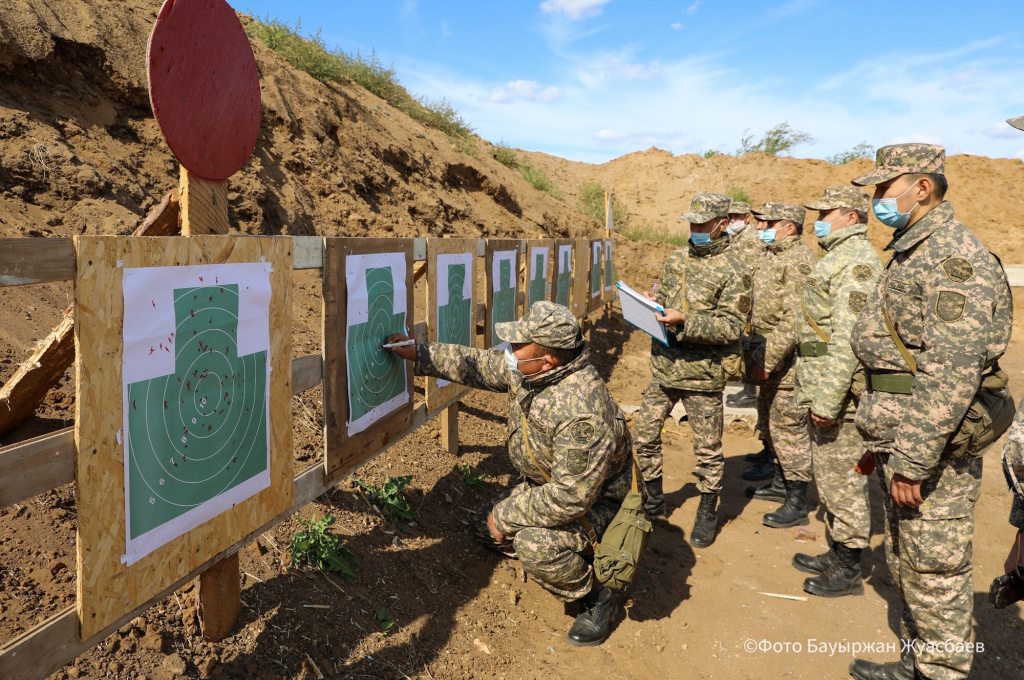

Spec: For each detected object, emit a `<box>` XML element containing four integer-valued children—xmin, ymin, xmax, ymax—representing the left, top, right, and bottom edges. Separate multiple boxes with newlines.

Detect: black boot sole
<box><xmin>762</xmin><ymin>514</ymin><xmax>810</xmax><ymax>528</ymax></box>
<box><xmin>804</xmin><ymin>580</ymin><xmax>865</xmax><ymax>598</ymax></box>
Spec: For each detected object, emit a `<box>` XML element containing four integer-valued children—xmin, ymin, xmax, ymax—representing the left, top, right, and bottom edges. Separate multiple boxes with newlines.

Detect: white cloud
<box><xmin>485</xmin><ymin>80</ymin><xmax>563</xmax><ymax>104</ymax></box>
<box><xmin>670</xmin><ymin>22</ymin><xmax>684</xmax><ymax>30</ymax></box>
<box><xmin>539</xmin><ymin>0</ymin><xmax>611</xmax><ymax>20</ymax></box>
<box><xmin>687</xmin><ymin>2</ymin><xmax>702</xmax><ymax>15</ymax></box>
<box><xmin>595</xmin><ymin>128</ymin><xmax>628</xmax><ymax>141</ymax></box>
<box><xmin>981</xmin><ymin>124</ymin><xmax>1021</xmax><ymax>140</ymax></box>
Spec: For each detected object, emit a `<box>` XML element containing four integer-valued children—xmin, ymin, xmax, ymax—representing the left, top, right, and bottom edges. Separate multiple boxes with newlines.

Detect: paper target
<box><xmin>604</xmin><ymin>239</ymin><xmax>614</xmax><ymax>292</ymax></box>
<box><xmin>490</xmin><ymin>249</ymin><xmax>517</xmax><ymax>348</ymax></box>
<box><xmin>591</xmin><ymin>241</ymin><xmax>604</xmax><ymax>298</ymax></box>
<box><xmin>345</xmin><ymin>253</ymin><xmax>409</xmax><ymax>436</ymax></box>
<box><xmin>122</xmin><ymin>263</ymin><xmax>272</xmax><ymax>565</ymax></box>
<box><xmin>437</xmin><ymin>252</ymin><xmax>473</xmax><ymax>347</ymax></box>
<box><xmin>528</xmin><ymin>246</ymin><xmax>549</xmax><ymax>309</ymax></box>
<box><xmin>555</xmin><ymin>244</ymin><xmax>573</xmax><ymax>307</ymax></box>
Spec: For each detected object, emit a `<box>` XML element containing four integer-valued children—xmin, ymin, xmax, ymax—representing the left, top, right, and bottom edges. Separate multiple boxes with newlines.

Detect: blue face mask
<box><xmin>759</xmin><ymin>228</ymin><xmax>777</xmax><ymax>244</ymax></box>
<box><xmin>690</xmin><ymin>220</ymin><xmax>724</xmax><ymax>247</ymax></box>
<box><xmin>504</xmin><ymin>347</ymin><xmax>549</xmax><ymax>380</ymax></box>
<box><xmin>814</xmin><ymin>219</ymin><xmax>835</xmax><ymax>238</ymax></box>
<box><xmin>872</xmin><ymin>181</ymin><xmax>920</xmax><ymax>229</ymax></box>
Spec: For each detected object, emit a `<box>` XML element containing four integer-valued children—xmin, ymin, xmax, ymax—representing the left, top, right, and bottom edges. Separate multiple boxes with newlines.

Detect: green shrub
<box><xmin>620</xmin><ymin>222</ymin><xmax>690</xmax><ymax>247</ymax></box>
<box><xmin>288</xmin><ymin>514</ymin><xmax>359</xmax><ymax>580</ymax></box>
<box><xmin>454</xmin><ymin>135</ymin><xmax>478</xmax><ymax>158</ymax></box>
<box><xmin>826</xmin><ymin>142</ymin><xmax>874</xmax><ymax>165</ymax></box>
<box><xmin>355</xmin><ymin>475</ymin><xmax>417</xmax><ymax>530</ymax></box>
<box><xmin>518</xmin><ymin>160</ymin><xmax>562</xmax><ymax>198</ymax></box>
<box><xmin>726</xmin><ymin>187</ymin><xmax>754</xmax><ymax>205</ymax></box>
<box><xmin>577</xmin><ymin>181</ymin><xmax>630</xmax><ymax>226</ymax></box>
<box><xmin>738</xmin><ymin>122</ymin><xmax>814</xmax><ymax>156</ymax></box>
<box><xmin>703</xmin><ymin>149</ymin><xmax>724</xmax><ymax>158</ymax></box>
<box><xmin>493</xmin><ymin>141</ymin><xmax>519</xmax><ymax>168</ymax></box>
<box><xmin>457</xmin><ymin>463</ymin><xmax>490</xmax><ymax>490</ymax></box>
<box><xmin>245</xmin><ymin>17</ymin><xmax>473</xmax><ymax>139</ymax></box>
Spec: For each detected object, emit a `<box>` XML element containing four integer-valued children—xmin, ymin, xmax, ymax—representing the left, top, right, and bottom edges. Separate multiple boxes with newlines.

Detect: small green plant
<box><xmin>288</xmin><ymin>514</ymin><xmax>359</xmax><ymax>581</ymax></box>
<box><xmin>356</xmin><ymin>475</ymin><xmax>417</xmax><ymax>530</ymax></box>
<box><xmin>703</xmin><ymin>149</ymin><xmax>724</xmax><ymax>158</ymax></box>
<box><xmin>517</xmin><ymin>159</ymin><xmax>562</xmax><ymax>198</ymax></box>
<box><xmin>577</xmin><ymin>181</ymin><xmax>630</xmax><ymax>227</ymax></box>
<box><xmin>737</xmin><ymin>122</ymin><xmax>814</xmax><ymax>156</ymax></box>
<box><xmin>826</xmin><ymin>142</ymin><xmax>874</xmax><ymax>165</ymax></box>
<box><xmin>620</xmin><ymin>222</ymin><xmax>690</xmax><ymax>248</ymax></box>
<box><xmin>454</xmin><ymin>135</ymin><xmax>478</xmax><ymax>158</ymax></box>
<box><xmin>492</xmin><ymin>141</ymin><xmax>519</xmax><ymax>168</ymax></box>
<box><xmin>376</xmin><ymin>608</ymin><xmax>394</xmax><ymax>633</ymax></box>
<box><xmin>457</xmin><ymin>463</ymin><xmax>490</xmax><ymax>490</ymax></box>
<box><xmin>726</xmin><ymin>187</ymin><xmax>754</xmax><ymax>205</ymax></box>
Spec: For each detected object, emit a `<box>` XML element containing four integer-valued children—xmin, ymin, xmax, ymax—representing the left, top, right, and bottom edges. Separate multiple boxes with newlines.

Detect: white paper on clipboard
<box><xmin>616</xmin><ymin>280</ymin><xmax>669</xmax><ymax>345</ymax></box>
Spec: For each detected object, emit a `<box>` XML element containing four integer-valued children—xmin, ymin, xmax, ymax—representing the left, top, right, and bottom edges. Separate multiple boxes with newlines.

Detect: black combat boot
<box><xmin>762</xmin><ymin>480</ymin><xmax>809</xmax><ymax>528</ymax></box>
<box><xmin>742</xmin><ymin>454</ymin><xmax>775</xmax><ymax>481</ymax></box>
<box><xmin>726</xmin><ymin>383</ymin><xmax>757</xmax><ymax>409</ymax></box>
<box><xmin>804</xmin><ymin>544</ymin><xmax>864</xmax><ymax>597</ymax></box>
<box><xmin>747</xmin><ymin>460</ymin><xmax>786</xmax><ymax>502</ymax></box>
<box><xmin>792</xmin><ymin>543</ymin><xmax>837</xmax><ymax>575</ymax></box>
<box><xmin>745</xmin><ymin>445</ymin><xmax>770</xmax><ymax>462</ymax></box>
<box><xmin>566</xmin><ymin>583</ymin><xmax>615</xmax><ymax>647</ymax></box>
<box><xmin>643</xmin><ymin>476</ymin><xmax>665</xmax><ymax>518</ymax></box>
<box><xmin>848</xmin><ymin>655</ymin><xmax>916</xmax><ymax>680</ymax></box>
<box><xmin>689</xmin><ymin>492</ymin><xmax>718</xmax><ymax>548</ymax></box>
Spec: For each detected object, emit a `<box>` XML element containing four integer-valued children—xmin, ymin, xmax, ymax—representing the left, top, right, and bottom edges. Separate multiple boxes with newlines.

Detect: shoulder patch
<box><xmin>569</xmin><ymin>421</ymin><xmax>596</xmax><ymax>446</ymax></box>
<box><xmin>941</xmin><ymin>257</ymin><xmax>974</xmax><ymax>284</ymax></box>
<box><xmin>566</xmin><ymin>448</ymin><xmax>591</xmax><ymax>476</ymax></box>
<box><xmin>852</xmin><ymin>264</ymin><xmax>873</xmax><ymax>282</ymax></box>
<box><xmin>797</xmin><ymin>262</ymin><xmax>813</xmax><ymax>275</ymax></box>
<box><xmin>737</xmin><ymin>295</ymin><xmax>752</xmax><ymax>315</ymax></box>
<box><xmin>741</xmin><ymin>274</ymin><xmax>752</xmax><ymax>290</ymax></box>
<box><xmin>935</xmin><ymin>291</ymin><xmax>966</xmax><ymax>322</ymax></box>
<box><xmin>848</xmin><ymin>290</ymin><xmax>867</xmax><ymax>313</ymax></box>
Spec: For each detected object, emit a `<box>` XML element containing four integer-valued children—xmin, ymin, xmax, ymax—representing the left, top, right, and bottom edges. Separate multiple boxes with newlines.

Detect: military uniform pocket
<box><xmin>901</xmin><ymin>517</ymin><xmax>972</xmax><ymax>575</ymax></box>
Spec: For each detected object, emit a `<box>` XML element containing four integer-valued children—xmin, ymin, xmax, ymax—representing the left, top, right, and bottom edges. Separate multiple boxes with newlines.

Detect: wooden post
<box><xmin>441</xmin><ymin>404</ymin><xmax>459</xmax><ymax>456</ymax></box>
<box><xmin>180</xmin><ymin>169</ymin><xmax>230</xmax><ymax>236</ymax></box>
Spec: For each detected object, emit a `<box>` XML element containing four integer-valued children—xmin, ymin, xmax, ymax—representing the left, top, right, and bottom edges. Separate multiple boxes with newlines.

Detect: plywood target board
<box><xmin>485</xmin><ymin>239</ymin><xmax>523</xmax><ymax>350</ymax></box>
<box><xmin>525</xmin><ymin>239</ymin><xmax>553</xmax><ymax>313</ymax></box>
<box><xmin>427</xmin><ymin>239</ymin><xmax>477</xmax><ymax>411</ymax></box>
<box><xmin>323</xmin><ymin>238</ymin><xmax>415</xmax><ymax>480</ymax></box>
<box><xmin>75</xmin><ymin>236</ymin><xmax>293</xmax><ymax>640</ymax></box>
<box><xmin>553</xmin><ymin>239</ymin><xmax>574</xmax><ymax>309</ymax></box>
<box><xmin>571</xmin><ymin>238</ymin><xmax>591</xmax><ymax>319</ymax></box>
<box><xmin>589</xmin><ymin>240</ymin><xmax>604</xmax><ymax>312</ymax></box>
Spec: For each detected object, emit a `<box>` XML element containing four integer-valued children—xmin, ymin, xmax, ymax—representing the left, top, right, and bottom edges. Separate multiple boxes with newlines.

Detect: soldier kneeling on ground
<box><xmin>386</xmin><ymin>301</ymin><xmax>633</xmax><ymax>647</ymax></box>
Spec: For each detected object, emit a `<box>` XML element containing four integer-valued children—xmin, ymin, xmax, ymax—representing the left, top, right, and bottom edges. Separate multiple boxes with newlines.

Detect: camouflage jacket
<box><xmin>729</xmin><ymin>221</ymin><xmax>765</xmax><ymax>275</ymax></box>
<box><xmin>851</xmin><ymin>202</ymin><xmax>1013</xmax><ymax>488</ymax></box>
<box><xmin>794</xmin><ymin>225</ymin><xmax>881</xmax><ymax>420</ymax></box>
<box><xmin>650</xmin><ymin>235</ymin><xmax>748</xmax><ymax>391</ymax></box>
<box><xmin>749</xmin><ymin>235</ymin><xmax>818</xmax><ymax>388</ymax></box>
<box><xmin>1003</xmin><ymin>402</ymin><xmax>1024</xmax><ymax>529</ymax></box>
<box><xmin>414</xmin><ymin>343</ymin><xmax>631</xmax><ymax>536</ymax></box>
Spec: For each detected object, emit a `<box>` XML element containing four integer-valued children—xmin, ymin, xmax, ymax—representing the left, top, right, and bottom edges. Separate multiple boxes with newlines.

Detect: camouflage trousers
<box><xmin>878</xmin><ymin>457</ymin><xmax>979</xmax><ymax>680</ymax></box>
<box><xmin>757</xmin><ymin>384</ymin><xmax>812</xmax><ymax>482</ymax></box>
<box><xmin>633</xmin><ymin>380</ymin><xmax>725</xmax><ymax>493</ymax></box>
<box><xmin>471</xmin><ymin>485</ymin><xmax>617</xmax><ymax>602</ymax></box>
<box><xmin>810</xmin><ymin>419</ymin><xmax>870</xmax><ymax>549</ymax></box>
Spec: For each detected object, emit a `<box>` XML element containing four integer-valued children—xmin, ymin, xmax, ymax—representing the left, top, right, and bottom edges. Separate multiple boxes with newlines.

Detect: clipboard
<box><xmin>615</xmin><ymin>280</ymin><xmax>669</xmax><ymax>345</ymax></box>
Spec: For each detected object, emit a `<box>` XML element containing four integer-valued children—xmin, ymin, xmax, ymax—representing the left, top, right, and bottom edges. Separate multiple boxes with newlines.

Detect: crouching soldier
<box><xmin>386</xmin><ymin>301</ymin><xmax>633</xmax><ymax>647</ymax></box>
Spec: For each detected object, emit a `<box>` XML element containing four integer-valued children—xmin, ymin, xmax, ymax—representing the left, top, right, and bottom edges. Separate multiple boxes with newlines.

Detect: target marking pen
<box><xmin>382</xmin><ymin>339</ymin><xmax>416</xmax><ymax>349</ymax></box>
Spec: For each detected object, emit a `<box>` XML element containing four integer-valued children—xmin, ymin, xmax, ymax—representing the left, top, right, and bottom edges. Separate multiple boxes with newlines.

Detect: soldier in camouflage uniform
<box><xmin>632</xmin><ymin>192</ymin><xmax>748</xmax><ymax>548</ymax></box>
<box><xmin>386</xmin><ymin>302</ymin><xmax>632</xmax><ymax>647</ymax></box>
<box><xmin>745</xmin><ymin>202</ymin><xmax>818</xmax><ymax>528</ymax></box>
<box><xmin>725</xmin><ymin>200</ymin><xmax>765</xmax><ymax>413</ymax></box>
<box><xmin>847</xmin><ymin>144</ymin><xmax>1014</xmax><ymax>680</ymax></box>
<box><xmin>791</xmin><ymin>186</ymin><xmax>881</xmax><ymax>597</ymax></box>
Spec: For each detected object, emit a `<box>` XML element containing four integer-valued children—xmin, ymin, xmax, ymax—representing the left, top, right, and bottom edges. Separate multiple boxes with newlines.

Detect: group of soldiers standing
<box><xmin>385</xmin><ymin>134</ymin><xmax>1024</xmax><ymax>680</ymax></box>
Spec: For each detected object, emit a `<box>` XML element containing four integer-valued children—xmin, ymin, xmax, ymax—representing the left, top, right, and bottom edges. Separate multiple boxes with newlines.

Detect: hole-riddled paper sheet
<box><xmin>122</xmin><ymin>263</ymin><xmax>272</xmax><ymax>565</ymax></box>
<box><xmin>345</xmin><ymin>253</ymin><xmax>409</xmax><ymax>436</ymax></box>
<box><xmin>604</xmin><ymin>239</ymin><xmax>614</xmax><ymax>293</ymax></box>
<box><xmin>528</xmin><ymin>245</ymin><xmax>549</xmax><ymax>309</ymax></box>
<box><xmin>435</xmin><ymin>252</ymin><xmax>474</xmax><ymax>388</ymax></box>
<box><xmin>490</xmin><ymin>249</ymin><xmax>517</xmax><ymax>349</ymax></box>
<box><xmin>591</xmin><ymin>241</ymin><xmax>604</xmax><ymax>298</ymax></box>
<box><xmin>555</xmin><ymin>243</ymin><xmax>573</xmax><ymax>307</ymax></box>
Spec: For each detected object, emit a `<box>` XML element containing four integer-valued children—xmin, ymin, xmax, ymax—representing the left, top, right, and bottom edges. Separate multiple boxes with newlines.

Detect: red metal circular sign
<box><xmin>147</xmin><ymin>0</ymin><xmax>261</xmax><ymax>180</ymax></box>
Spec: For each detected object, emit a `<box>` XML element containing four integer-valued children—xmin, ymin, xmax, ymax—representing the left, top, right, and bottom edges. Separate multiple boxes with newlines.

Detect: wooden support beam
<box><xmin>0</xmin><ymin>238</ymin><xmax>74</xmax><ymax>287</ymax></box>
<box><xmin>413</xmin><ymin>261</ymin><xmax>427</xmax><ymax>283</ymax></box>
<box><xmin>0</xmin><ymin>428</ymin><xmax>74</xmax><ymax>507</ymax></box>
<box><xmin>0</xmin><ymin>306</ymin><xmax>75</xmax><ymax>437</ymax></box>
<box><xmin>197</xmin><ymin>552</ymin><xmax>241</xmax><ymax>641</ymax></box>
<box><xmin>179</xmin><ymin>169</ymin><xmax>230</xmax><ymax>236</ymax></box>
<box><xmin>441</xmin><ymin>403</ymin><xmax>459</xmax><ymax>456</ymax></box>
<box><xmin>132</xmin><ymin>190</ymin><xmax>181</xmax><ymax>236</ymax></box>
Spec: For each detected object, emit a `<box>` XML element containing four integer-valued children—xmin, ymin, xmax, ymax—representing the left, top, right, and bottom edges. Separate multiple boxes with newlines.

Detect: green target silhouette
<box><xmin>438</xmin><ymin>263</ymin><xmax>472</xmax><ymax>346</ymax></box>
<box><xmin>556</xmin><ymin>248</ymin><xmax>572</xmax><ymax>306</ymax></box>
<box><xmin>347</xmin><ymin>266</ymin><xmax>407</xmax><ymax>425</ymax></box>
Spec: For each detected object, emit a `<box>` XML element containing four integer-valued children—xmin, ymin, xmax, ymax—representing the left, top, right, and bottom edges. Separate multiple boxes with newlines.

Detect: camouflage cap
<box><xmin>752</xmin><ymin>201</ymin><xmax>781</xmax><ymax>220</ymax></box>
<box><xmin>495</xmin><ymin>301</ymin><xmax>582</xmax><ymax>349</ymax></box>
<box><xmin>1008</xmin><ymin>116</ymin><xmax>1024</xmax><ymax>131</ymax></box>
<box><xmin>679</xmin><ymin>192</ymin><xmax>732</xmax><ymax>223</ymax></box>
<box><xmin>757</xmin><ymin>202</ymin><xmax>806</xmax><ymax>225</ymax></box>
<box><xmin>851</xmin><ymin>143</ymin><xmax>945</xmax><ymax>186</ymax></box>
<box><xmin>805</xmin><ymin>185</ymin><xmax>870</xmax><ymax>214</ymax></box>
<box><xmin>728</xmin><ymin>201</ymin><xmax>752</xmax><ymax>215</ymax></box>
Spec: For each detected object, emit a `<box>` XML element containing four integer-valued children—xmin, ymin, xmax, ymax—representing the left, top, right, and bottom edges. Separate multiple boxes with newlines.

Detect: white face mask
<box><xmin>504</xmin><ymin>347</ymin><xmax>550</xmax><ymax>380</ymax></box>
<box><xmin>726</xmin><ymin>220</ymin><xmax>747</xmax><ymax>237</ymax></box>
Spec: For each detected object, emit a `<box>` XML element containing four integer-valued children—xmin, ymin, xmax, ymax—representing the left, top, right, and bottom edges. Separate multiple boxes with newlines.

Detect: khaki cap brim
<box><xmin>1008</xmin><ymin>116</ymin><xmax>1024</xmax><ymax>131</ymax></box>
<box><xmin>851</xmin><ymin>167</ymin><xmax>904</xmax><ymax>187</ymax></box>
<box><xmin>495</xmin><ymin>320</ymin><xmax>530</xmax><ymax>344</ymax></box>
<box><xmin>680</xmin><ymin>210</ymin><xmax>718</xmax><ymax>223</ymax></box>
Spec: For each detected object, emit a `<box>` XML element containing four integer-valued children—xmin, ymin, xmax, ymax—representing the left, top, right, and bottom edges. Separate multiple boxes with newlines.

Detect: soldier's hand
<box><xmin>487</xmin><ymin>513</ymin><xmax>506</xmax><ymax>544</ymax></box>
<box><xmin>1005</xmin><ymin>530</ymin><xmax>1024</xmax><ymax>575</ymax></box>
<box><xmin>810</xmin><ymin>412</ymin><xmax>838</xmax><ymax>428</ymax></box>
<box><xmin>655</xmin><ymin>308</ymin><xmax>686</xmax><ymax>327</ymax></box>
<box><xmin>383</xmin><ymin>333</ymin><xmax>416</xmax><ymax>361</ymax></box>
<box><xmin>890</xmin><ymin>474</ymin><xmax>924</xmax><ymax>508</ymax></box>
<box><xmin>751</xmin><ymin>366</ymin><xmax>770</xmax><ymax>383</ymax></box>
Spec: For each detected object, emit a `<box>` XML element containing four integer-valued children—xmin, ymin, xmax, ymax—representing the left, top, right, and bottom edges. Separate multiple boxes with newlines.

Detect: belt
<box><xmin>797</xmin><ymin>341</ymin><xmax>828</xmax><ymax>357</ymax></box>
<box><xmin>752</xmin><ymin>327</ymin><xmax>773</xmax><ymax>336</ymax></box>
<box><xmin>867</xmin><ymin>371</ymin><xmax>914</xmax><ymax>395</ymax></box>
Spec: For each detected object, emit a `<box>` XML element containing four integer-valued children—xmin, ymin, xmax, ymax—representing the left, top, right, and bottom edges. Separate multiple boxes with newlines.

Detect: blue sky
<box><xmin>235</xmin><ymin>0</ymin><xmax>1024</xmax><ymax>164</ymax></box>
